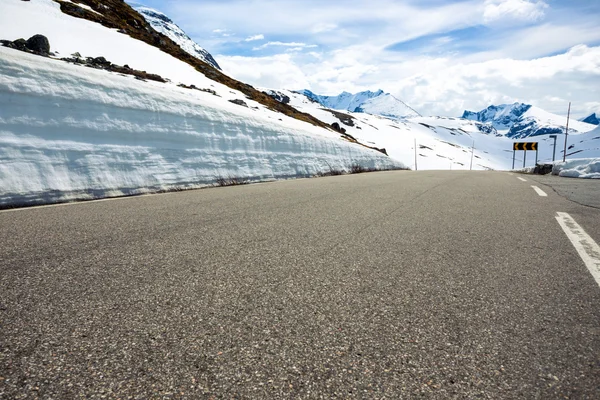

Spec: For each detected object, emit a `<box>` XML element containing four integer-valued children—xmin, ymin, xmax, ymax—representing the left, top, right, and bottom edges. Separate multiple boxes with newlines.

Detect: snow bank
<box><xmin>0</xmin><ymin>48</ymin><xmax>402</xmax><ymax>207</ymax></box>
<box><xmin>552</xmin><ymin>159</ymin><xmax>600</xmax><ymax>179</ymax></box>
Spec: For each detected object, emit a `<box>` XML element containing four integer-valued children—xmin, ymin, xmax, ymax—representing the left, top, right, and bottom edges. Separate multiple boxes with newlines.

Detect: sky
<box><xmin>128</xmin><ymin>0</ymin><xmax>600</xmax><ymax>119</ymax></box>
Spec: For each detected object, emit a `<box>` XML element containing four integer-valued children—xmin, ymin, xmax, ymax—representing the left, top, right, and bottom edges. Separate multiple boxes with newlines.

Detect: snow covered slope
<box><xmin>463</xmin><ymin>103</ymin><xmax>596</xmax><ymax>138</ymax></box>
<box><xmin>269</xmin><ymin>90</ymin><xmax>513</xmax><ymax>170</ymax></box>
<box><xmin>0</xmin><ymin>0</ymin><xmax>403</xmax><ymax>207</ymax></box>
<box><xmin>299</xmin><ymin>89</ymin><xmax>421</xmax><ymax>119</ymax></box>
<box><xmin>133</xmin><ymin>5</ymin><xmax>221</xmax><ymax>70</ymax></box>
<box><xmin>269</xmin><ymin>89</ymin><xmax>600</xmax><ymax>171</ymax></box>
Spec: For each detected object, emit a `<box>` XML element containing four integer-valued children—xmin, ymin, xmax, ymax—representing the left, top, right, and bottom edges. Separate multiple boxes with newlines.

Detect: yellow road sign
<box><xmin>513</xmin><ymin>142</ymin><xmax>538</xmax><ymax>151</ymax></box>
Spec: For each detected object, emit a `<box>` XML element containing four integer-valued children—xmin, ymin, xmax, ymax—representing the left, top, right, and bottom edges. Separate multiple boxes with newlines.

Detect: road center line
<box><xmin>531</xmin><ymin>186</ymin><xmax>548</xmax><ymax>197</ymax></box>
<box><xmin>517</xmin><ymin>177</ymin><xmax>527</xmax><ymax>182</ymax></box>
<box><xmin>556</xmin><ymin>212</ymin><xmax>600</xmax><ymax>288</ymax></box>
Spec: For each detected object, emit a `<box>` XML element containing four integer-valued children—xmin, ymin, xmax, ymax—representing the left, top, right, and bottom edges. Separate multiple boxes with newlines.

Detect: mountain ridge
<box><xmin>581</xmin><ymin>113</ymin><xmax>599</xmax><ymax>125</ymax></box>
<box><xmin>297</xmin><ymin>89</ymin><xmax>421</xmax><ymax>119</ymax></box>
<box><xmin>462</xmin><ymin>103</ymin><xmax>596</xmax><ymax>139</ymax></box>
<box><xmin>133</xmin><ymin>5</ymin><xmax>221</xmax><ymax>70</ymax></box>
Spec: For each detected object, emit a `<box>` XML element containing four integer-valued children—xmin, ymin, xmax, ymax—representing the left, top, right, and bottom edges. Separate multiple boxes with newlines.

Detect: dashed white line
<box><xmin>556</xmin><ymin>212</ymin><xmax>600</xmax><ymax>288</ymax></box>
<box><xmin>517</xmin><ymin>177</ymin><xmax>527</xmax><ymax>182</ymax></box>
<box><xmin>531</xmin><ymin>186</ymin><xmax>548</xmax><ymax>197</ymax></box>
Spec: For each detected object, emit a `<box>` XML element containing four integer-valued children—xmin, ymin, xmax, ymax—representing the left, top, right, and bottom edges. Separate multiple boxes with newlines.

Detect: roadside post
<box><xmin>563</xmin><ymin>102</ymin><xmax>571</xmax><ymax>162</ymax></box>
<box><xmin>512</xmin><ymin>142</ymin><xmax>538</xmax><ymax>169</ymax></box>
<box><xmin>549</xmin><ymin>134</ymin><xmax>557</xmax><ymax>162</ymax></box>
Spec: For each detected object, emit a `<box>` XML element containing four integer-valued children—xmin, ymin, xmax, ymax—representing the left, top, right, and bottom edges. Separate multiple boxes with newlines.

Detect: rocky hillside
<box><xmin>134</xmin><ymin>5</ymin><xmax>221</xmax><ymax>70</ymax></box>
<box><xmin>51</xmin><ymin>0</ymin><xmax>330</xmax><ymax>130</ymax></box>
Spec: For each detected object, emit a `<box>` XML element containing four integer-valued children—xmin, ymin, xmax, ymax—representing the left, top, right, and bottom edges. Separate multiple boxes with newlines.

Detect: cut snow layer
<box><xmin>0</xmin><ymin>48</ymin><xmax>402</xmax><ymax>207</ymax></box>
<box><xmin>553</xmin><ymin>159</ymin><xmax>600</xmax><ymax>179</ymax></box>
<box><xmin>133</xmin><ymin>5</ymin><xmax>221</xmax><ymax>70</ymax></box>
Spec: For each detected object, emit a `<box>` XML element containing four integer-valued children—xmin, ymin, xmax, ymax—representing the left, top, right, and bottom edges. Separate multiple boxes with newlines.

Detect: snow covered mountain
<box><xmin>463</xmin><ymin>103</ymin><xmax>596</xmax><ymax>139</ymax></box>
<box><xmin>133</xmin><ymin>5</ymin><xmax>221</xmax><ymax>70</ymax></box>
<box><xmin>462</xmin><ymin>103</ymin><xmax>532</xmax><ymax>131</ymax></box>
<box><xmin>581</xmin><ymin>113</ymin><xmax>599</xmax><ymax>125</ymax></box>
<box><xmin>298</xmin><ymin>89</ymin><xmax>421</xmax><ymax>119</ymax></box>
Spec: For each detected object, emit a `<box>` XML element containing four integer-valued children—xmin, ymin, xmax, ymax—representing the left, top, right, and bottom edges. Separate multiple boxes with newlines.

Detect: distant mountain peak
<box><xmin>296</xmin><ymin>89</ymin><xmax>420</xmax><ymax>119</ymax></box>
<box><xmin>462</xmin><ymin>103</ymin><xmax>532</xmax><ymax>130</ymax></box>
<box><xmin>581</xmin><ymin>113</ymin><xmax>599</xmax><ymax>125</ymax></box>
<box><xmin>134</xmin><ymin>6</ymin><xmax>221</xmax><ymax>70</ymax></box>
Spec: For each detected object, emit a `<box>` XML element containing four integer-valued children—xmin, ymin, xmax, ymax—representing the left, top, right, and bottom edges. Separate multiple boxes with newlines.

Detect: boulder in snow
<box><xmin>25</xmin><ymin>34</ymin><xmax>50</xmax><ymax>55</ymax></box>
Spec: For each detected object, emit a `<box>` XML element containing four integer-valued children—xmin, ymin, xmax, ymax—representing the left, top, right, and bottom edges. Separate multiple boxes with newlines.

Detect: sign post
<box><xmin>549</xmin><ymin>134</ymin><xmax>557</xmax><ymax>162</ymax></box>
<box><xmin>563</xmin><ymin>102</ymin><xmax>571</xmax><ymax>163</ymax></box>
<box><xmin>513</xmin><ymin>142</ymin><xmax>538</xmax><ymax>169</ymax></box>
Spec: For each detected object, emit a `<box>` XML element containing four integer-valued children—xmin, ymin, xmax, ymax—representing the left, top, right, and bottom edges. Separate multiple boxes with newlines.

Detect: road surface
<box><xmin>1</xmin><ymin>171</ymin><xmax>599</xmax><ymax>398</ymax></box>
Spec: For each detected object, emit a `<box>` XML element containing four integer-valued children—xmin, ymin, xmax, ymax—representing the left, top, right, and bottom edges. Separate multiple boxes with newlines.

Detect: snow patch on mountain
<box><xmin>133</xmin><ymin>5</ymin><xmax>221</xmax><ymax>70</ymax></box>
<box><xmin>298</xmin><ymin>89</ymin><xmax>421</xmax><ymax>119</ymax></box>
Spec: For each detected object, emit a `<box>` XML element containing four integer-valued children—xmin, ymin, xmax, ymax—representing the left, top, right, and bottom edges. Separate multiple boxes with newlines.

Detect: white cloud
<box><xmin>217</xmin><ymin>44</ymin><xmax>600</xmax><ymax>119</ymax></box>
<box><xmin>310</xmin><ymin>23</ymin><xmax>337</xmax><ymax>34</ymax></box>
<box><xmin>244</xmin><ymin>34</ymin><xmax>264</xmax><ymax>42</ymax></box>
<box><xmin>483</xmin><ymin>0</ymin><xmax>548</xmax><ymax>24</ymax></box>
<box><xmin>212</xmin><ymin>28</ymin><xmax>233</xmax><ymax>37</ymax></box>
<box><xmin>156</xmin><ymin>0</ymin><xmax>600</xmax><ymax>119</ymax></box>
<box><xmin>253</xmin><ymin>41</ymin><xmax>318</xmax><ymax>51</ymax></box>
<box><xmin>218</xmin><ymin>54</ymin><xmax>311</xmax><ymax>90</ymax></box>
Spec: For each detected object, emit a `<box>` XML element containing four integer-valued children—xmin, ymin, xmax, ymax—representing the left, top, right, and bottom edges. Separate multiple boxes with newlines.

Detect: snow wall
<box><xmin>0</xmin><ymin>49</ymin><xmax>403</xmax><ymax>207</ymax></box>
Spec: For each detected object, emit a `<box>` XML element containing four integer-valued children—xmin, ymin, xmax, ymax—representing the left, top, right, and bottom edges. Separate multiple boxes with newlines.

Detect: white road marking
<box><xmin>531</xmin><ymin>186</ymin><xmax>548</xmax><ymax>197</ymax></box>
<box><xmin>517</xmin><ymin>177</ymin><xmax>527</xmax><ymax>182</ymax></box>
<box><xmin>556</xmin><ymin>212</ymin><xmax>600</xmax><ymax>288</ymax></box>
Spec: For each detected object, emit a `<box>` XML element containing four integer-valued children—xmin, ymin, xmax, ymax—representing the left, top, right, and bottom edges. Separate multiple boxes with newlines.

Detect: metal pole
<box><xmin>550</xmin><ymin>135</ymin><xmax>557</xmax><ymax>162</ymax></box>
<box><xmin>535</xmin><ymin>149</ymin><xmax>538</xmax><ymax>165</ymax></box>
<box><xmin>523</xmin><ymin>150</ymin><xmax>527</xmax><ymax>168</ymax></box>
<box><xmin>414</xmin><ymin>138</ymin><xmax>417</xmax><ymax>171</ymax></box>
<box><xmin>563</xmin><ymin>102</ymin><xmax>571</xmax><ymax>162</ymax></box>
<box><xmin>470</xmin><ymin>140</ymin><xmax>475</xmax><ymax>171</ymax></box>
<box><xmin>512</xmin><ymin>149</ymin><xmax>515</xmax><ymax>169</ymax></box>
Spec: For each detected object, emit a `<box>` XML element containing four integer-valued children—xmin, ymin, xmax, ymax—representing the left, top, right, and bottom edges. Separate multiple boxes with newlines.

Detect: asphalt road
<box><xmin>1</xmin><ymin>171</ymin><xmax>599</xmax><ymax>399</ymax></box>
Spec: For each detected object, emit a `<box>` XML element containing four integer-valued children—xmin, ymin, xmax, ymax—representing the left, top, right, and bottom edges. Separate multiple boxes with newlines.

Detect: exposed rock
<box><xmin>59</xmin><ymin>54</ymin><xmax>167</xmax><ymax>83</ymax></box>
<box><xmin>264</xmin><ymin>90</ymin><xmax>291</xmax><ymax>105</ymax></box>
<box><xmin>229</xmin><ymin>99</ymin><xmax>248</xmax><ymax>107</ymax></box>
<box><xmin>331</xmin><ymin>122</ymin><xmax>346</xmax><ymax>134</ymax></box>
<box><xmin>9</xmin><ymin>38</ymin><xmax>28</xmax><ymax>51</ymax></box>
<box><xmin>26</xmin><ymin>34</ymin><xmax>50</xmax><ymax>55</ymax></box>
<box><xmin>88</xmin><ymin>56</ymin><xmax>111</xmax><ymax>67</ymax></box>
<box><xmin>534</xmin><ymin>163</ymin><xmax>553</xmax><ymax>175</ymax></box>
<box><xmin>327</xmin><ymin>109</ymin><xmax>355</xmax><ymax>127</ymax></box>
<box><xmin>177</xmin><ymin>84</ymin><xmax>218</xmax><ymax>96</ymax></box>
